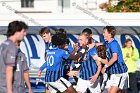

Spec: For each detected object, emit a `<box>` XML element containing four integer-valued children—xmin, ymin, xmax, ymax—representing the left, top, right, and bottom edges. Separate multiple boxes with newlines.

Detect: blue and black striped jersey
<box><xmin>79</xmin><ymin>47</ymin><xmax>98</xmax><ymax>80</ymax></box>
<box><xmin>105</xmin><ymin>39</ymin><xmax>128</xmax><ymax>74</ymax></box>
<box><xmin>45</xmin><ymin>47</ymin><xmax>70</xmax><ymax>82</ymax></box>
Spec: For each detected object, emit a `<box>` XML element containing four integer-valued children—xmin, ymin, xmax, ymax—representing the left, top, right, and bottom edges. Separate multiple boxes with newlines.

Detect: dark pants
<box><xmin>128</xmin><ymin>72</ymin><xmax>138</xmax><ymax>93</ymax></box>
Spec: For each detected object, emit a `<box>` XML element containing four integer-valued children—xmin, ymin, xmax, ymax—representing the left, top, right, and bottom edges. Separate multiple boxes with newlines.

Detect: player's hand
<box><xmin>126</xmin><ymin>52</ymin><xmax>130</xmax><ymax>57</ymax></box>
<box><xmin>37</xmin><ymin>70</ymin><xmax>42</xmax><ymax>77</ymax></box>
<box><xmin>67</xmin><ymin>70</ymin><xmax>79</xmax><ymax>77</ymax></box>
<box><xmin>73</xmin><ymin>43</ymin><xmax>79</xmax><ymax>52</ymax></box>
<box><xmin>90</xmin><ymin>74</ymin><xmax>98</xmax><ymax>83</ymax></box>
<box><xmin>28</xmin><ymin>88</ymin><xmax>33</xmax><ymax>93</ymax></box>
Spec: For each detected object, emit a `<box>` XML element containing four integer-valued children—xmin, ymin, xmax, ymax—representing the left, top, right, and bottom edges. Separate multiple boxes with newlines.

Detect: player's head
<box><xmin>52</xmin><ymin>33</ymin><xmax>69</xmax><ymax>49</ymax></box>
<box><xmin>56</xmin><ymin>28</ymin><xmax>67</xmax><ymax>39</ymax></box>
<box><xmin>87</xmin><ymin>37</ymin><xmax>96</xmax><ymax>47</ymax></box>
<box><xmin>78</xmin><ymin>34</ymin><xmax>88</xmax><ymax>47</ymax></box>
<box><xmin>103</xmin><ymin>26</ymin><xmax>116</xmax><ymax>41</ymax></box>
<box><xmin>96</xmin><ymin>45</ymin><xmax>106</xmax><ymax>59</ymax></box>
<box><xmin>82</xmin><ymin>28</ymin><xmax>92</xmax><ymax>37</ymax></box>
<box><xmin>7</xmin><ymin>21</ymin><xmax>28</xmax><ymax>41</ymax></box>
<box><xmin>39</xmin><ymin>27</ymin><xmax>51</xmax><ymax>42</ymax></box>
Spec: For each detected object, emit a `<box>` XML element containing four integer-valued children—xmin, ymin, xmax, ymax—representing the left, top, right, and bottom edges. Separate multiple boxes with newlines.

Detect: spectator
<box><xmin>122</xmin><ymin>38</ymin><xmax>139</xmax><ymax>93</ymax></box>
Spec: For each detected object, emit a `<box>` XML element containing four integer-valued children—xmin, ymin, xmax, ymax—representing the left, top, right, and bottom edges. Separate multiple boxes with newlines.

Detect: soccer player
<box><xmin>0</xmin><ymin>21</ymin><xmax>28</xmax><ymax>93</ymax></box>
<box><xmin>76</xmin><ymin>34</ymin><xmax>102</xmax><ymax>93</ymax></box>
<box><xmin>38</xmin><ymin>27</ymin><xmax>52</xmax><ymax>93</ymax></box>
<box><xmin>45</xmin><ymin>34</ymin><xmax>85</xmax><ymax>93</ymax></box>
<box><xmin>101</xmin><ymin>26</ymin><xmax>128</xmax><ymax>93</ymax></box>
<box><xmin>13</xmin><ymin>40</ymin><xmax>33</xmax><ymax>93</ymax></box>
<box><xmin>39</xmin><ymin>27</ymin><xmax>53</xmax><ymax>60</ymax></box>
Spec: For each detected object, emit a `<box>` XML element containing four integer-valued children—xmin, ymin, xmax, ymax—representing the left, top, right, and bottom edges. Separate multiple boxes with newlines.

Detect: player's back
<box><xmin>46</xmin><ymin>47</ymin><xmax>69</xmax><ymax>71</ymax></box>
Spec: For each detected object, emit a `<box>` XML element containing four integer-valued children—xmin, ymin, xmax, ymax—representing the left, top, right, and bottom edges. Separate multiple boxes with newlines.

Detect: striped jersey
<box><xmin>39</xmin><ymin>42</ymin><xmax>53</xmax><ymax>71</ymax></box>
<box><xmin>79</xmin><ymin>47</ymin><xmax>98</xmax><ymax>80</ymax></box>
<box><xmin>45</xmin><ymin>42</ymin><xmax>53</xmax><ymax>57</ymax></box>
<box><xmin>105</xmin><ymin>39</ymin><xmax>128</xmax><ymax>74</ymax></box>
<box><xmin>45</xmin><ymin>47</ymin><xmax>70</xmax><ymax>82</ymax></box>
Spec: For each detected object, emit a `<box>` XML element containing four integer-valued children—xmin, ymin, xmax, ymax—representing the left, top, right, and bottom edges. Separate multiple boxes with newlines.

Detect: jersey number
<box><xmin>47</xmin><ymin>56</ymin><xmax>54</xmax><ymax>66</ymax></box>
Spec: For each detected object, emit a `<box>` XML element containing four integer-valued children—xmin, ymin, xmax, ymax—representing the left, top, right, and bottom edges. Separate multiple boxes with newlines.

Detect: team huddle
<box><xmin>0</xmin><ymin>21</ymin><xmax>129</xmax><ymax>93</ymax></box>
<box><xmin>37</xmin><ymin>26</ymin><xmax>128</xmax><ymax>93</ymax></box>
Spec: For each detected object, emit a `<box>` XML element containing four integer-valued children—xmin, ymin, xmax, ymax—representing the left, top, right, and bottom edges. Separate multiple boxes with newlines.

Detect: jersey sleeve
<box><xmin>68</xmin><ymin>43</ymin><xmax>73</xmax><ymax>53</ymax></box>
<box><xmin>62</xmin><ymin>50</ymin><xmax>70</xmax><ymax>60</ymax></box>
<box><xmin>110</xmin><ymin>41</ymin><xmax>119</xmax><ymax>54</ymax></box>
<box><xmin>90</xmin><ymin>48</ymin><xmax>98</xmax><ymax>56</ymax></box>
<box><xmin>23</xmin><ymin>54</ymin><xmax>29</xmax><ymax>71</ymax></box>
<box><xmin>39</xmin><ymin>62</ymin><xmax>47</xmax><ymax>71</ymax></box>
<box><xmin>5</xmin><ymin>44</ymin><xmax>17</xmax><ymax>66</ymax></box>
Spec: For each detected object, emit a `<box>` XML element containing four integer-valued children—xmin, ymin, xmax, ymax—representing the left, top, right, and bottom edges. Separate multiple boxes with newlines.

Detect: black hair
<box><xmin>88</xmin><ymin>37</ymin><xmax>93</xmax><ymax>44</ymax></box>
<box><xmin>82</xmin><ymin>28</ymin><xmax>92</xmax><ymax>35</ymax></box>
<box><xmin>56</xmin><ymin>28</ymin><xmax>67</xmax><ymax>38</ymax></box>
<box><xmin>7</xmin><ymin>21</ymin><xmax>28</xmax><ymax>37</ymax></box>
<box><xmin>52</xmin><ymin>33</ymin><xmax>67</xmax><ymax>47</ymax></box>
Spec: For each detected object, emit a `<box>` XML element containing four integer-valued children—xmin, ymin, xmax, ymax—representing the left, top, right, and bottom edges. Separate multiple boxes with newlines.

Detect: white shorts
<box><xmin>47</xmin><ymin>77</ymin><xmax>71</xmax><ymax>93</ymax></box>
<box><xmin>105</xmin><ymin>72</ymin><xmax>129</xmax><ymax>89</ymax></box>
<box><xmin>76</xmin><ymin>77</ymin><xmax>101</xmax><ymax>93</ymax></box>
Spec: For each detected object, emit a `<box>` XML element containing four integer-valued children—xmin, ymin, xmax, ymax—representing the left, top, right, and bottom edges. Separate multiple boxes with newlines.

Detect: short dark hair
<box><xmin>56</xmin><ymin>28</ymin><xmax>67</xmax><ymax>38</ymax></box>
<box><xmin>52</xmin><ymin>33</ymin><xmax>66</xmax><ymax>46</ymax></box>
<box><xmin>82</xmin><ymin>28</ymin><xmax>92</xmax><ymax>35</ymax></box>
<box><xmin>7</xmin><ymin>21</ymin><xmax>28</xmax><ymax>37</ymax></box>
<box><xmin>39</xmin><ymin>27</ymin><xmax>51</xmax><ymax>36</ymax></box>
<box><xmin>103</xmin><ymin>26</ymin><xmax>116</xmax><ymax>38</ymax></box>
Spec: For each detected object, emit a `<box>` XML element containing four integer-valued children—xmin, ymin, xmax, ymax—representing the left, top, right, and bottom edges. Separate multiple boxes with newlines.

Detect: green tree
<box><xmin>107</xmin><ymin>0</ymin><xmax>140</xmax><ymax>12</ymax></box>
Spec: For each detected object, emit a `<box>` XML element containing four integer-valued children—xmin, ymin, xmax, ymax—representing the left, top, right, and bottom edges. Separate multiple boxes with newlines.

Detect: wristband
<box><xmin>104</xmin><ymin>64</ymin><xmax>108</xmax><ymax>69</ymax></box>
<box><xmin>80</xmin><ymin>49</ymin><xmax>85</xmax><ymax>53</ymax></box>
<box><xmin>98</xmin><ymin>57</ymin><xmax>101</xmax><ymax>61</ymax></box>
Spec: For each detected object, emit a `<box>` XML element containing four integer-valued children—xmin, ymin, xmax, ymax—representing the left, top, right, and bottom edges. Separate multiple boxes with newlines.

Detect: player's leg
<box><xmin>109</xmin><ymin>73</ymin><xmax>128</xmax><ymax>93</ymax></box>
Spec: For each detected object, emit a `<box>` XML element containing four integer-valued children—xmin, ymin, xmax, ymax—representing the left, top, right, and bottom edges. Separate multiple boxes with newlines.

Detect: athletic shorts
<box><xmin>47</xmin><ymin>77</ymin><xmax>71</xmax><ymax>93</ymax></box>
<box><xmin>105</xmin><ymin>72</ymin><xmax>129</xmax><ymax>89</ymax></box>
<box><xmin>76</xmin><ymin>77</ymin><xmax>101</xmax><ymax>93</ymax></box>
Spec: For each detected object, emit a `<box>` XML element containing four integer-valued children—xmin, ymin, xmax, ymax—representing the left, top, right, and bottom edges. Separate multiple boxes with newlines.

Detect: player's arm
<box><xmin>68</xmin><ymin>44</ymin><xmax>86</xmax><ymax>60</ymax></box>
<box><xmin>5</xmin><ymin>46</ymin><xmax>17</xmax><ymax>93</ymax></box>
<box><xmin>93</xmin><ymin>55</ymin><xmax>102</xmax><ymax>77</ymax></box>
<box><xmin>106</xmin><ymin>53</ymin><xmax>117</xmax><ymax>67</ymax></box>
<box><xmin>24</xmin><ymin>71</ymin><xmax>33</xmax><ymax>93</ymax></box>
<box><xmin>38</xmin><ymin>60</ymin><xmax>47</xmax><ymax>77</ymax></box>
<box><xmin>6</xmin><ymin>66</ymin><xmax>13</xmax><ymax>93</ymax></box>
<box><xmin>22</xmin><ymin>54</ymin><xmax>33</xmax><ymax>93</ymax></box>
<box><xmin>90</xmin><ymin>55</ymin><xmax>101</xmax><ymax>83</ymax></box>
<box><xmin>103</xmin><ymin>42</ymin><xmax>119</xmax><ymax>70</ymax></box>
